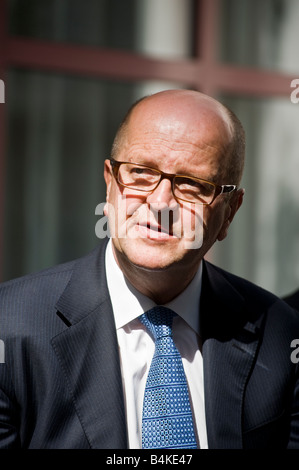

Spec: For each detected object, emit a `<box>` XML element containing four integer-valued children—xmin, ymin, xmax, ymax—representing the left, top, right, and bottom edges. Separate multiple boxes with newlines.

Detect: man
<box><xmin>0</xmin><ymin>89</ymin><xmax>299</xmax><ymax>449</ymax></box>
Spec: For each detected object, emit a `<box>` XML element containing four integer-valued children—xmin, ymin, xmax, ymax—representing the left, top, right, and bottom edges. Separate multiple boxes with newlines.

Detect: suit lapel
<box><xmin>201</xmin><ymin>261</ymin><xmax>263</xmax><ymax>449</ymax></box>
<box><xmin>51</xmin><ymin>240</ymin><xmax>127</xmax><ymax>449</ymax></box>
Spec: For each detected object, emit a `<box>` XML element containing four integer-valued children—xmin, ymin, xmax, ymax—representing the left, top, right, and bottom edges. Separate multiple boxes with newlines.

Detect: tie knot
<box><xmin>139</xmin><ymin>306</ymin><xmax>176</xmax><ymax>341</ymax></box>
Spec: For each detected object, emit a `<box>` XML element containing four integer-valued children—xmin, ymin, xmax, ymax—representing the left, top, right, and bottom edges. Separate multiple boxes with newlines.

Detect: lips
<box><xmin>136</xmin><ymin>222</ymin><xmax>175</xmax><ymax>239</ymax></box>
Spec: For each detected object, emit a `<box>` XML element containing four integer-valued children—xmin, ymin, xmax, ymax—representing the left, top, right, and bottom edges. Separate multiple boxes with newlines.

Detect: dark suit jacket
<box><xmin>284</xmin><ymin>290</ymin><xmax>299</xmax><ymax>311</ymax></box>
<box><xmin>1</xmin><ymin>239</ymin><xmax>299</xmax><ymax>449</ymax></box>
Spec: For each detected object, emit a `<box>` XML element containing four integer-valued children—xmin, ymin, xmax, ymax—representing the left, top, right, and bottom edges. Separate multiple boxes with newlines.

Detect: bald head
<box><xmin>111</xmin><ymin>89</ymin><xmax>245</xmax><ymax>185</ymax></box>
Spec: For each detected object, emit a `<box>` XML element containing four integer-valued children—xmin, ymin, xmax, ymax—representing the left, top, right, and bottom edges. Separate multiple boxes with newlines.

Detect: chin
<box><xmin>130</xmin><ymin>258</ymin><xmax>173</xmax><ymax>272</ymax></box>
<box><xmin>126</xmin><ymin>245</ymin><xmax>187</xmax><ymax>273</ymax></box>
<box><xmin>114</xmin><ymin>236</ymin><xmax>199</xmax><ymax>272</ymax></box>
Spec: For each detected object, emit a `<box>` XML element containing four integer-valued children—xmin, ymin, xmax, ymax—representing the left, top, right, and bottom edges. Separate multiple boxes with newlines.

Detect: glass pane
<box><xmin>220</xmin><ymin>0</ymin><xmax>299</xmax><ymax>74</ymax></box>
<box><xmin>9</xmin><ymin>0</ymin><xmax>195</xmax><ymax>59</ymax></box>
<box><xmin>208</xmin><ymin>95</ymin><xmax>299</xmax><ymax>298</ymax></box>
<box><xmin>3</xmin><ymin>69</ymin><xmax>182</xmax><ymax>281</ymax></box>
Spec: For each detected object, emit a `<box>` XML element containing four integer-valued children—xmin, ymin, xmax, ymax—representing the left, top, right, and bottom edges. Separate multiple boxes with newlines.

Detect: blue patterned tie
<box><xmin>139</xmin><ymin>306</ymin><xmax>198</xmax><ymax>449</ymax></box>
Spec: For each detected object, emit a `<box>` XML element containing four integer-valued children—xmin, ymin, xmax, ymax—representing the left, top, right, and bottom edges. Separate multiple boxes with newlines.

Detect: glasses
<box><xmin>110</xmin><ymin>158</ymin><xmax>237</xmax><ymax>205</ymax></box>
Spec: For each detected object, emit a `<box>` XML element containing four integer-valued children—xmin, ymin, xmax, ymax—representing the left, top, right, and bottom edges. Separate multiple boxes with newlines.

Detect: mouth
<box><xmin>136</xmin><ymin>222</ymin><xmax>175</xmax><ymax>240</ymax></box>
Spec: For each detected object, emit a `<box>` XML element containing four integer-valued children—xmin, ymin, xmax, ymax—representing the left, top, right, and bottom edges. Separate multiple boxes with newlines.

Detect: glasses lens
<box><xmin>174</xmin><ymin>176</ymin><xmax>215</xmax><ymax>204</ymax></box>
<box><xmin>118</xmin><ymin>163</ymin><xmax>160</xmax><ymax>190</ymax></box>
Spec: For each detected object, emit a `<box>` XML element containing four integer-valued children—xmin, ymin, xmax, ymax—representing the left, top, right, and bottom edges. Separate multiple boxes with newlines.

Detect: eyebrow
<box><xmin>116</xmin><ymin>158</ymin><xmax>220</xmax><ymax>184</ymax></box>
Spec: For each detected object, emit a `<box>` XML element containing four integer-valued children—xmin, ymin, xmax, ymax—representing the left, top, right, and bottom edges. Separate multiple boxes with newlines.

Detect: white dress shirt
<box><xmin>105</xmin><ymin>239</ymin><xmax>208</xmax><ymax>449</ymax></box>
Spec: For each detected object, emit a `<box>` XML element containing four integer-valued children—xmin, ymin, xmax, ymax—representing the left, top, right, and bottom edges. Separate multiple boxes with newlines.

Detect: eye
<box><xmin>129</xmin><ymin>166</ymin><xmax>159</xmax><ymax>180</ymax></box>
<box><xmin>177</xmin><ymin>177</ymin><xmax>213</xmax><ymax>194</ymax></box>
<box><xmin>131</xmin><ymin>167</ymin><xmax>148</xmax><ymax>175</ymax></box>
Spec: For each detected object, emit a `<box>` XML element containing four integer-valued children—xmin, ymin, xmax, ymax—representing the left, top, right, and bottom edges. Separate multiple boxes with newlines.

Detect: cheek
<box><xmin>109</xmin><ymin>182</ymin><xmax>145</xmax><ymax>211</ymax></box>
<box><xmin>105</xmin><ymin>188</ymin><xmax>146</xmax><ymax>236</ymax></box>
<box><xmin>203</xmin><ymin>202</ymin><xmax>228</xmax><ymax>238</ymax></box>
<box><xmin>179</xmin><ymin>205</ymin><xmax>204</xmax><ymax>249</ymax></box>
<box><xmin>104</xmin><ymin>186</ymin><xmax>126</xmax><ymax>237</ymax></box>
<box><xmin>180</xmin><ymin>204</ymin><xmax>204</xmax><ymax>228</ymax></box>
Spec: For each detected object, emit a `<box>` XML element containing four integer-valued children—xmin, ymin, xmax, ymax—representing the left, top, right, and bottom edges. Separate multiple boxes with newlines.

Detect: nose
<box><xmin>146</xmin><ymin>178</ymin><xmax>179</xmax><ymax>211</ymax></box>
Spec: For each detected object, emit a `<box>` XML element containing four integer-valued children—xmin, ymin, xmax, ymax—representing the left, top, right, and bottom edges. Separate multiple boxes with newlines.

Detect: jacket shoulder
<box><xmin>283</xmin><ymin>289</ymin><xmax>299</xmax><ymax>310</ymax></box>
<box><xmin>0</xmin><ymin>259</ymin><xmax>76</xmax><ymax>294</ymax></box>
<box><xmin>0</xmin><ymin>241</ymin><xmax>106</xmax><ymax>295</ymax></box>
<box><xmin>204</xmin><ymin>260</ymin><xmax>277</xmax><ymax>299</ymax></box>
<box><xmin>204</xmin><ymin>260</ymin><xmax>299</xmax><ymax>323</ymax></box>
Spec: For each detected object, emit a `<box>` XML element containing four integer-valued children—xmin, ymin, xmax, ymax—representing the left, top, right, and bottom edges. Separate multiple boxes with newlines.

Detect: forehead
<box><xmin>128</xmin><ymin>92</ymin><xmax>232</xmax><ymax>137</ymax></box>
<box><xmin>119</xmin><ymin>94</ymin><xmax>233</xmax><ymax>179</ymax></box>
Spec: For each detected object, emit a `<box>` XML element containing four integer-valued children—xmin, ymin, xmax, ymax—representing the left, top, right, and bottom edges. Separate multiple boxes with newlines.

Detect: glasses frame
<box><xmin>110</xmin><ymin>158</ymin><xmax>237</xmax><ymax>205</ymax></box>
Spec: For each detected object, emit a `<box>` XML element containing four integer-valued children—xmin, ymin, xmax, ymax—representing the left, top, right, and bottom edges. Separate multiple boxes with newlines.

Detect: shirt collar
<box><xmin>105</xmin><ymin>239</ymin><xmax>202</xmax><ymax>335</ymax></box>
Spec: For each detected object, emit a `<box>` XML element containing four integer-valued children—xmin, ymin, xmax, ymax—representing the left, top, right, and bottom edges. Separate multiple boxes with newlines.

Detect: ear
<box><xmin>217</xmin><ymin>188</ymin><xmax>245</xmax><ymax>242</ymax></box>
<box><xmin>103</xmin><ymin>159</ymin><xmax>113</xmax><ymax>216</ymax></box>
<box><xmin>104</xmin><ymin>159</ymin><xmax>112</xmax><ymax>199</ymax></box>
